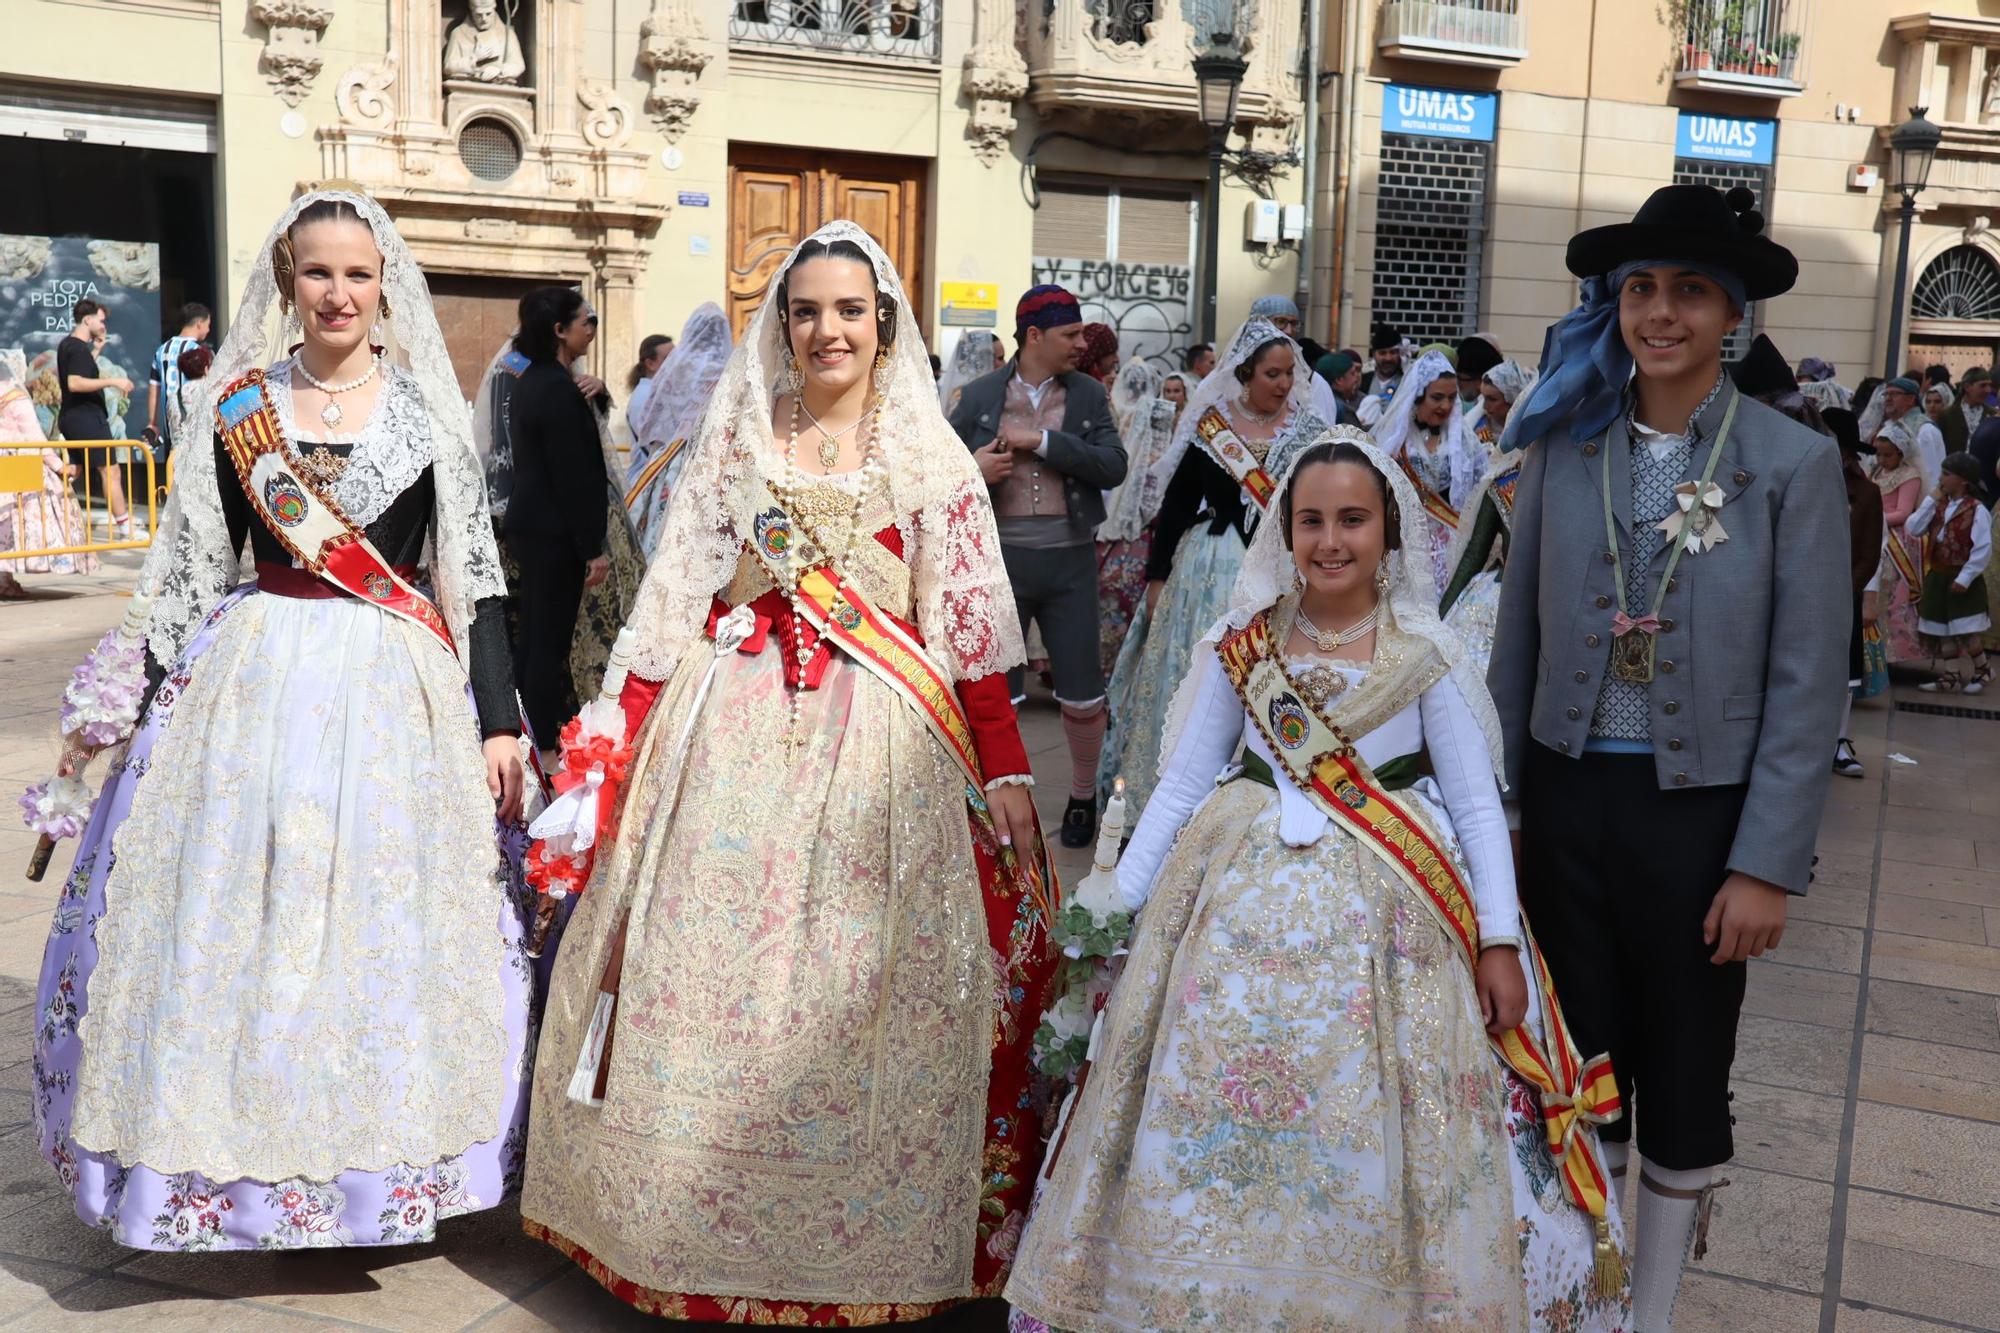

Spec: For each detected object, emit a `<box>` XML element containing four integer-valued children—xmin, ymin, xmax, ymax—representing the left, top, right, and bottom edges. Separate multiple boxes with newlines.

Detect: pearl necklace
<box><xmin>1296</xmin><ymin>600</ymin><xmax>1380</xmax><ymax>652</ymax></box>
<box><xmin>776</xmin><ymin>403</ymin><xmax>885</xmax><ymax>755</ymax></box>
<box><xmin>1234</xmin><ymin>393</ymin><xmax>1283</xmax><ymax>425</ymax></box>
<box><xmin>295</xmin><ymin>350</ymin><xmax>383</xmax><ymax>429</ymax></box>
<box><xmin>791</xmin><ymin>394</ymin><xmax>878</xmax><ymax>470</ymax></box>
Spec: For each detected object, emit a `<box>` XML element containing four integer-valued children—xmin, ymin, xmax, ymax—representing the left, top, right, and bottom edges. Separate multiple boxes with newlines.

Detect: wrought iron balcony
<box><xmin>1674</xmin><ymin>0</ymin><xmax>1808</xmax><ymax>98</ymax></box>
<box><xmin>729</xmin><ymin>0</ymin><xmax>940</xmax><ymax>62</ymax></box>
<box><xmin>1025</xmin><ymin>0</ymin><xmax>1302</xmax><ymax>140</ymax></box>
<box><xmin>1377</xmin><ymin>0</ymin><xmax>1526</xmax><ymax>69</ymax></box>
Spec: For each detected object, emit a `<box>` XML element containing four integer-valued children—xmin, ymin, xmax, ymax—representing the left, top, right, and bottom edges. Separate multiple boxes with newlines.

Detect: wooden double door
<box><xmin>726</xmin><ymin>148</ymin><xmax>926</xmax><ymax>340</ymax></box>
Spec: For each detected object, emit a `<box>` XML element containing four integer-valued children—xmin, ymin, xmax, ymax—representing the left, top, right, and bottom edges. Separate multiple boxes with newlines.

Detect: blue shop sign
<box><xmin>1382</xmin><ymin>84</ymin><xmax>1497</xmax><ymax>143</ymax></box>
<box><xmin>1675</xmin><ymin>112</ymin><xmax>1775</xmax><ymax>166</ymax></box>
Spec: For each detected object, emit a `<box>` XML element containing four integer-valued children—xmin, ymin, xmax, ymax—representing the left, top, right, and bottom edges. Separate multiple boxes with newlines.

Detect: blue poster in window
<box><xmin>1675</xmin><ymin>113</ymin><xmax>1776</xmax><ymax>166</ymax></box>
<box><xmin>1382</xmin><ymin>84</ymin><xmax>1497</xmax><ymax>142</ymax></box>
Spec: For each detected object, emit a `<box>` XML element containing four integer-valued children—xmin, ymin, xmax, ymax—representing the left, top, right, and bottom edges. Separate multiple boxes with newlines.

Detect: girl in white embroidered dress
<box><xmin>1005</xmin><ymin>431</ymin><xmax>1629</xmax><ymax>1332</ymax></box>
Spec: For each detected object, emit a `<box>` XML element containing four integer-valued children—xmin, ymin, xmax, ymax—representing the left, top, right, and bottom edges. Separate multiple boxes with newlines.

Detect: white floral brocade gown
<box><xmin>1007</xmin><ymin>633</ymin><xmax>1629</xmax><ymax>1333</ymax></box>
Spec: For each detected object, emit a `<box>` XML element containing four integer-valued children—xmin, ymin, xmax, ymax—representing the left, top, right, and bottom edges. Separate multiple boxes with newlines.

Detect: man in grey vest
<box><xmin>1489</xmin><ymin>184</ymin><xmax>1848</xmax><ymax>1331</ymax></box>
<box><xmin>948</xmin><ymin>285</ymin><xmax>1127</xmax><ymax>848</ymax></box>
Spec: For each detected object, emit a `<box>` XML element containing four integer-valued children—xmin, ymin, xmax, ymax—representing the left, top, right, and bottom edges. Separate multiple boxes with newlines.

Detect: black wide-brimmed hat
<box><xmin>1730</xmin><ymin>333</ymin><xmax>1797</xmax><ymax>398</ymax></box>
<box><xmin>1370</xmin><ymin>322</ymin><xmax>1402</xmax><ymax>352</ymax></box>
<box><xmin>1455</xmin><ymin>334</ymin><xmax>1502</xmax><ymax>380</ymax></box>
<box><xmin>1567</xmin><ymin>184</ymin><xmax>1797</xmax><ymax>302</ymax></box>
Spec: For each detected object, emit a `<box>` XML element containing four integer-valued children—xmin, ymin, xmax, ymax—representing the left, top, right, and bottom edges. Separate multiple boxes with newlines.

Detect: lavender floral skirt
<box><xmin>33</xmin><ymin>586</ymin><xmax>545</xmax><ymax>1251</ymax></box>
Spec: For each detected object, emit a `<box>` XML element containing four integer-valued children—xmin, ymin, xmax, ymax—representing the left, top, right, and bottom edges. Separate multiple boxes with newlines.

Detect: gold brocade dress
<box><xmin>522</xmin><ymin>470</ymin><xmax>1008</xmax><ymax>1321</ymax></box>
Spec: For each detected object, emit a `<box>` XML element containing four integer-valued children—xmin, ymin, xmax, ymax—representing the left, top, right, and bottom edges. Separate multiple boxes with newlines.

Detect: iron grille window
<box><xmin>457</xmin><ymin>119</ymin><xmax>522</xmax><ymax>183</ymax></box>
<box><xmin>1913</xmin><ymin>246</ymin><xmax>2000</xmax><ymax>322</ymax></box>
<box><xmin>1673</xmin><ymin>157</ymin><xmax>1771</xmax><ymax>362</ymax></box>
<box><xmin>731</xmin><ymin>0</ymin><xmax>939</xmax><ymax>60</ymax></box>
<box><xmin>1370</xmin><ymin>131</ymin><xmax>1491</xmax><ymax>347</ymax></box>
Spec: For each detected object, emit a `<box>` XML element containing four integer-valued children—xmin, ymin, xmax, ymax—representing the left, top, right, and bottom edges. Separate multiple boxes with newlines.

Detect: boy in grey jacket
<box><xmin>1489</xmin><ymin>185</ymin><xmax>1848</xmax><ymax>1330</ymax></box>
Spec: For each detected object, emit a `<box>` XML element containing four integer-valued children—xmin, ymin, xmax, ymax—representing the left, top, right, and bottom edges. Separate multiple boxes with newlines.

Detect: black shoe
<box><xmin>1060</xmin><ymin>797</ymin><xmax>1097</xmax><ymax>849</ymax></box>
<box><xmin>1832</xmin><ymin>739</ymin><xmax>1864</xmax><ymax>778</ymax></box>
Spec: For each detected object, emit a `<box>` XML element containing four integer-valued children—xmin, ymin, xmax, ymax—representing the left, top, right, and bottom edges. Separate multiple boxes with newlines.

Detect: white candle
<box><xmin>1093</xmin><ymin>778</ymin><xmax>1127</xmax><ymax>872</ymax></box>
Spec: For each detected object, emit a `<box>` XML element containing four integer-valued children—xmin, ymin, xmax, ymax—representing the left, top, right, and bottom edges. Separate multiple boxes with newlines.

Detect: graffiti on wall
<box><xmin>1031</xmin><ymin>257</ymin><xmax>1194</xmax><ymax>374</ymax></box>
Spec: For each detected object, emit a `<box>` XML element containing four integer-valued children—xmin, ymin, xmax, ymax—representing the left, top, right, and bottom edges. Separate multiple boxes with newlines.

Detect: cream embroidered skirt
<box><xmin>521</xmin><ymin>640</ymin><xmax>1002</xmax><ymax>1312</ymax></box>
<box><xmin>1005</xmin><ymin>779</ymin><xmax>1629</xmax><ymax>1332</ymax></box>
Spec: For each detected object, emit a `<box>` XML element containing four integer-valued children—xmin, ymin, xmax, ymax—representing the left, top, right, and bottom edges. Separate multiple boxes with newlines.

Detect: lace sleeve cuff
<box><xmin>984</xmin><ymin>773</ymin><xmax>1035</xmax><ymax>790</ymax></box>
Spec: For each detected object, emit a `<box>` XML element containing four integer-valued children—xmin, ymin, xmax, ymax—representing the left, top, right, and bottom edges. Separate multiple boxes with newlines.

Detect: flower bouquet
<box><xmin>21</xmin><ymin>594</ymin><xmax>151</xmax><ymax>879</ymax></box>
<box><xmin>1028</xmin><ymin>781</ymin><xmax>1135</xmax><ymax>1085</ymax></box>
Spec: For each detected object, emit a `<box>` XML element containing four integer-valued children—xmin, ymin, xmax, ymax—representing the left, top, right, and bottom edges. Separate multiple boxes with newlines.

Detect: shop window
<box><xmin>1370</xmin><ymin>131</ymin><xmax>1491</xmax><ymax>347</ymax></box>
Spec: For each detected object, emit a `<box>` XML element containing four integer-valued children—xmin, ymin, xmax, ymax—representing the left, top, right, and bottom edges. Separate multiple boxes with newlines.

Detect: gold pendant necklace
<box><xmin>793</xmin><ymin>396</ymin><xmax>875</xmax><ymax>470</ymax></box>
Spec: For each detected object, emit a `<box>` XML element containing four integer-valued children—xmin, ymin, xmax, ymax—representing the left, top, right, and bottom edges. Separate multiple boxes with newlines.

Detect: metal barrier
<box><xmin>0</xmin><ymin>441</ymin><xmax>159</xmax><ymax>562</ymax></box>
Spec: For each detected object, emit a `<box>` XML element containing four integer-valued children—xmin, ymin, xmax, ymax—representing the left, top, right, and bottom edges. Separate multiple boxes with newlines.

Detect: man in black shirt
<box><xmin>56</xmin><ymin>300</ymin><xmax>133</xmax><ymax>537</ymax></box>
<box><xmin>503</xmin><ymin>286</ymin><xmax>610</xmax><ymax>752</ymax></box>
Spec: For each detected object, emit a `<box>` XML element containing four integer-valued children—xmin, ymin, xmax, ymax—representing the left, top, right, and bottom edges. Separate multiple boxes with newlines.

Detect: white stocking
<box><xmin>1838</xmin><ymin>690</ymin><xmax>1854</xmax><ymax>739</ymax></box>
<box><xmin>1632</xmin><ymin>1160</ymin><xmax>1714</xmax><ymax>1332</ymax></box>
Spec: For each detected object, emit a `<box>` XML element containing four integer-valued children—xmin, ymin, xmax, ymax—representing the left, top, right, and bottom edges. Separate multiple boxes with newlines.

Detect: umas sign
<box><xmin>1382</xmin><ymin>85</ymin><xmax>1497</xmax><ymax>142</ymax></box>
<box><xmin>1675</xmin><ymin>113</ymin><xmax>1776</xmax><ymax>167</ymax></box>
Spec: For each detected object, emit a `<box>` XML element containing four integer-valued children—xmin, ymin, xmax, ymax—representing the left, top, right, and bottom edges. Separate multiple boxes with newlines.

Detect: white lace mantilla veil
<box><xmin>137</xmin><ymin>186</ymin><xmax>506</xmax><ymax>667</ymax></box>
<box><xmin>620</xmin><ymin>220</ymin><xmax>1027</xmax><ymax>683</ymax></box>
<box><xmin>936</xmin><ymin>329</ymin><xmax>998</xmax><ymax>414</ymax></box>
<box><xmin>1371</xmin><ymin>347</ymin><xmax>1491</xmax><ymax>506</ymax></box>
<box><xmin>1104</xmin><ymin>368</ymin><xmax>1176</xmax><ymax>540</ymax></box>
<box><xmin>630</xmin><ymin>301</ymin><xmax>732</xmax><ymax>482</ymax></box>
<box><xmin>1143</xmin><ymin>317</ymin><xmax>1324</xmax><ymax>523</ymax></box>
<box><xmin>1108</xmin><ymin>357</ymin><xmax>1161</xmax><ymax>434</ymax></box>
<box><xmin>1157</xmin><ymin>425</ymin><xmax>1508</xmax><ymax>785</ymax></box>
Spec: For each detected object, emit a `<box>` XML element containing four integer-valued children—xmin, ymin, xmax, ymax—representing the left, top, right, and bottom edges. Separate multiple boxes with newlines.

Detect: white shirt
<box><xmin>1308</xmin><ymin>373</ymin><xmax>1339</xmax><ymax>427</ymax></box>
<box><xmin>1913</xmin><ymin>417</ymin><xmax>1946</xmax><ymax>492</ymax></box>
<box><xmin>625</xmin><ymin>376</ymin><xmax>655</xmax><ymax>441</ymax></box>
<box><xmin>1117</xmin><ymin>644</ymin><xmax>1521</xmax><ymax>948</ymax></box>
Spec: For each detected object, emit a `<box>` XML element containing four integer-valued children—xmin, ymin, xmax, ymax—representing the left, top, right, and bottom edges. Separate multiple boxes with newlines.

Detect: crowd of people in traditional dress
<box><xmin>10</xmin><ymin>176</ymin><xmax>1950</xmax><ymax>1332</ymax></box>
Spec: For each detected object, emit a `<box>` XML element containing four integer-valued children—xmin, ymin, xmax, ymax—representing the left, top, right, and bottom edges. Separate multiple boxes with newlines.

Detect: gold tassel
<box><xmin>1590</xmin><ymin>1215</ymin><xmax>1628</xmax><ymax>1304</ymax></box>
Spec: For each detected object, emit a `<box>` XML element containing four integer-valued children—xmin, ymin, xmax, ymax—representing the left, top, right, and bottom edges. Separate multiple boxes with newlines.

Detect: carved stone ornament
<box><xmin>335</xmin><ymin>55</ymin><xmax>399</xmax><ymax>130</ymax></box>
<box><xmin>578</xmin><ymin>80</ymin><xmax>637</xmax><ymax>149</ymax></box>
<box><xmin>252</xmin><ymin>0</ymin><xmax>336</xmax><ymax>107</ymax></box>
<box><xmin>962</xmin><ymin>0</ymin><xmax>1027</xmax><ymax>166</ymax></box>
<box><xmin>639</xmin><ymin>1</ymin><xmax>710</xmax><ymax>143</ymax></box>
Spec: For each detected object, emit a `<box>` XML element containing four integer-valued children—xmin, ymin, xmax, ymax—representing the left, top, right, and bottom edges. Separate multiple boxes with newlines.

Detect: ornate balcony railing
<box><xmin>1674</xmin><ymin>0</ymin><xmax>1808</xmax><ymax>97</ymax></box>
<box><xmin>1024</xmin><ymin>0</ymin><xmax>1303</xmax><ymax>145</ymax></box>
<box><xmin>1378</xmin><ymin>0</ymin><xmax>1526</xmax><ymax>68</ymax></box>
<box><xmin>729</xmin><ymin>0</ymin><xmax>940</xmax><ymax>62</ymax></box>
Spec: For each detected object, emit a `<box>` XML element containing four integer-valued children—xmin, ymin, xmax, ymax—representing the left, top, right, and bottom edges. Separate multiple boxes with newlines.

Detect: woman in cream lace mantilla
<box><xmin>520</xmin><ymin>222</ymin><xmax>1058</xmax><ymax>1324</ymax></box>
<box><xmin>1006</xmin><ymin>430</ymin><xmax>1629</xmax><ymax>1332</ymax></box>
<box><xmin>32</xmin><ymin>185</ymin><xmax>542</xmax><ymax>1251</ymax></box>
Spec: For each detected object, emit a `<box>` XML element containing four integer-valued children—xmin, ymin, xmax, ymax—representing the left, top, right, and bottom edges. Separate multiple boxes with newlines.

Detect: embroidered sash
<box><xmin>1193</xmin><ymin>406</ymin><xmax>1277</xmax><ymax>510</ymax></box>
<box><xmin>1398</xmin><ymin>454</ymin><xmax>1461</xmax><ymax>529</ymax></box>
<box><xmin>215</xmin><ymin>369</ymin><xmax>458</xmax><ymax>662</ymax></box>
<box><xmin>1214</xmin><ymin>608</ymin><xmax>1620</xmax><ymax>1234</ymax></box>
<box><xmin>622</xmin><ymin>437</ymin><xmax>688</xmax><ymax>509</ymax></box>
<box><xmin>1887</xmin><ymin>529</ymin><xmax>1923</xmax><ymax>589</ymax></box>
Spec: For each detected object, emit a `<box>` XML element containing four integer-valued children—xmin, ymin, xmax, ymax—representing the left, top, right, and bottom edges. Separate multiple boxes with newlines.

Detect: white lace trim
<box><xmin>269</xmin><ymin>361</ymin><xmax>438</xmax><ymax>529</ymax></box>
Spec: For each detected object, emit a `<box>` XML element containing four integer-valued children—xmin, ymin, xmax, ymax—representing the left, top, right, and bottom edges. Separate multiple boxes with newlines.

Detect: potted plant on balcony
<box><xmin>1754</xmin><ymin>47</ymin><xmax>1778</xmax><ymax>77</ymax></box>
<box><xmin>1774</xmin><ymin>32</ymin><xmax>1801</xmax><ymax>81</ymax></box>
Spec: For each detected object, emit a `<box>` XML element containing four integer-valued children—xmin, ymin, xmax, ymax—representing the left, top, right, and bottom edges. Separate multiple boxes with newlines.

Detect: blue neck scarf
<box><xmin>1497</xmin><ymin>258</ymin><xmax>1746</xmax><ymax>454</ymax></box>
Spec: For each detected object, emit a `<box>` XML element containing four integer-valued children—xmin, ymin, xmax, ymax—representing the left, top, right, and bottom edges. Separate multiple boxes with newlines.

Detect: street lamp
<box><xmin>1882</xmin><ymin>105</ymin><xmax>1941</xmax><ymax>379</ymax></box>
<box><xmin>1194</xmin><ymin>33</ymin><xmax>1247</xmax><ymax>344</ymax></box>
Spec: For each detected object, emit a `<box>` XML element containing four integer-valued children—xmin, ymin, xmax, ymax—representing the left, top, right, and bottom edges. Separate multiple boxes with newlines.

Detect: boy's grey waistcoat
<box><xmin>946</xmin><ymin>363</ymin><xmax>1128</xmax><ymax>530</ymax></box>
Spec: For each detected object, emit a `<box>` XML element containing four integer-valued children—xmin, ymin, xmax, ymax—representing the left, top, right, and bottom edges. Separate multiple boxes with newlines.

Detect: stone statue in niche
<box><xmin>1985</xmin><ymin>59</ymin><xmax>2000</xmax><ymax>127</ymax></box>
<box><xmin>444</xmin><ymin>0</ymin><xmax>526</xmax><ymax>84</ymax></box>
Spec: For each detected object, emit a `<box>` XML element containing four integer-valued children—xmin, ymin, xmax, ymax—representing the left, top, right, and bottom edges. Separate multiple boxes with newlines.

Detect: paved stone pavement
<box><xmin>1</xmin><ymin>562</ymin><xmax>1998</xmax><ymax>1331</ymax></box>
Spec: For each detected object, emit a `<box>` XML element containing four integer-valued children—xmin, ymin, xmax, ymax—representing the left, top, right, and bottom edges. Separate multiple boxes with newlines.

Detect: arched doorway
<box><xmin>1908</xmin><ymin>243</ymin><xmax>2000</xmax><ymax>379</ymax></box>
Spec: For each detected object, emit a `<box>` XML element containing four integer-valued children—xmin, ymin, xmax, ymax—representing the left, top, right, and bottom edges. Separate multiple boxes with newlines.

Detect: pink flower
<box><xmin>1344</xmin><ymin>985</ymin><xmax>1374</xmax><ymax>1028</ymax></box>
<box><xmin>1218</xmin><ymin>1046</ymin><xmax>1310</xmax><ymax>1128</ymax></box>
<box><xmin>984</xmin><ymin>1211</ymin><xmax>1023</xmax><ymax>1263</ymax></box>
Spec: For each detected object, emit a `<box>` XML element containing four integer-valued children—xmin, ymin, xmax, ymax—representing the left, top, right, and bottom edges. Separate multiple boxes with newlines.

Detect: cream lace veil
<box><xmin>1144</xmin><ymin>317</ymin><xmax>1321</xmax><ymax>523</ymax></box>
<box><xmin>137</xmin><ymin>186</ymin><xmax>506</xmax><ymax>667</ymax></box>
<box><xmin>620</xmin><ymin>220</ymin><xmax>1026</xmax><ymax>683</ymax></box>
<box><xmin>1099</xmin><ymin>361</ymin><xmax>1176</xmax><ymax>544</ymax></box>
<box><xmin>1371</xmin><ymin>347</ymin><xmax>1492</xmax><ymax>505</ymax></box>
<box><xmin>630</xmin><ymin>301</ymin><xmax>732</xmax><ymax>484</ymax></box>
<box><xmin>1159</xmin><ymin>425</ymin><xmax>1507</xmax><ymax>783</ymax></box>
